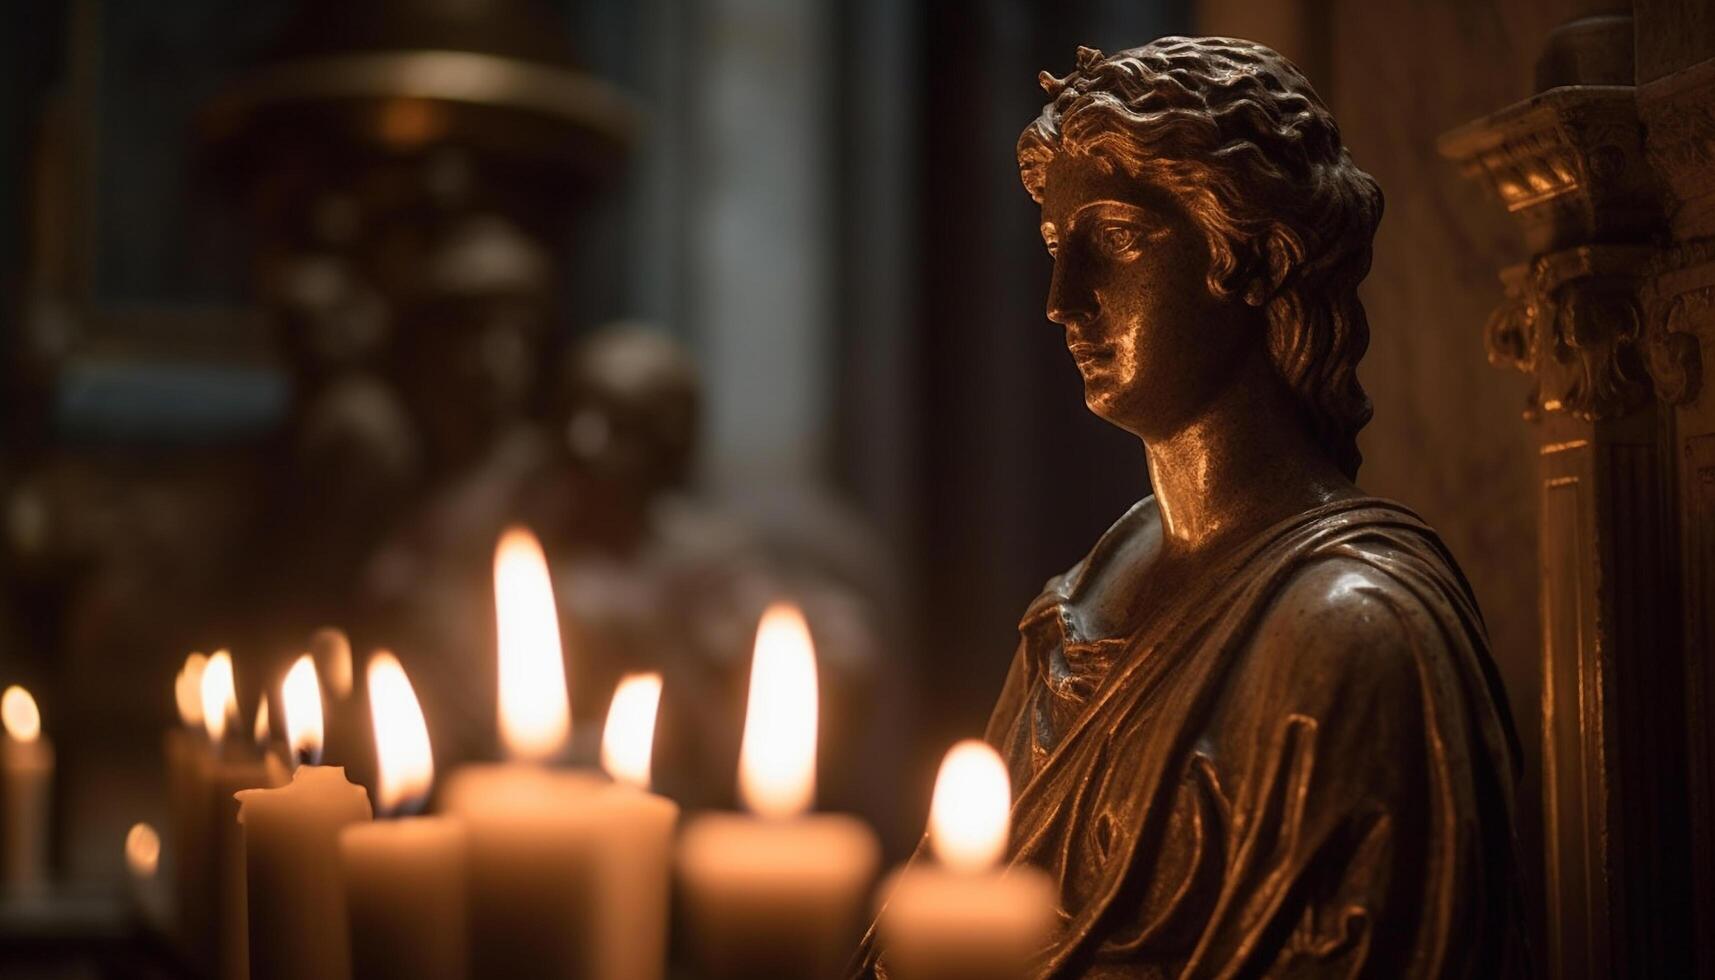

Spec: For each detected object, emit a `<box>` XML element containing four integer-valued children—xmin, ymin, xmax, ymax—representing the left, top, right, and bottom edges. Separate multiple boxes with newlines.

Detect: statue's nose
<box><xmin>1046</xmin><ymin>257</ymin><xmax>1096</xmax><ymax>326</ymax></box>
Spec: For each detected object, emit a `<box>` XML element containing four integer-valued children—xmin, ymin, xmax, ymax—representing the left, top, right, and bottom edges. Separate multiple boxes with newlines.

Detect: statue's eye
<box><xmin>1094</xmin><ymin>223</ymin><xmax>1142</xmax><ymax>259</ymax></box>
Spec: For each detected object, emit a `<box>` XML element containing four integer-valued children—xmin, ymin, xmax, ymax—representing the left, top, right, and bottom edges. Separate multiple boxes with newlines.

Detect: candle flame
<box><xmin>312</xmin><ymin>627</ymin><xmax>354</xmax><ymax>701</ymax></box>
<box><xmin>601</xmin><ymin>673</ymin><xmax>662</xmax><ymax>790</ymax></box>
<box><xmin>282</xmin><ymin>654</ymin><xmax>325</xmax><ymax>766</ymax></box>
<box><xmin>254</xmin><ymin>696</ymin><xmax>271</xmax><ymax>746</ymax></box>
<box><xmin>175</xmin><ymin>652</ymin><xmax>208</xmax><ymax>728</ymax></box>
<box><xmin>200</xmin><ymin>651</ymin><xmax>238</xmax><ymax>744</ymax></box>
<box><xmin>125</xmin><ymin>822</ymin><xmax>160</xmax><ymax>879</ymax></box>
<box><xmin>738</xmin><ymin>603</ymin><xmax>818</xmax><ymax>819</ymax></box>
<box><xmin>368</xmin><ymin>651</ymin><xmax>435</xmax><ymax>815</ymax></box>
<box><xmin>1</xmin><ymin>686</ymin><xmax>41</xmax><ymax>743</ymax></box>
<box><xmin>494</xmin><ymin>526</ymin><xmax>570</xmax><ymax>762</ymax></box>
<box><xmin>928</xmin><ymin>740</ymin><xmax>1012</xmax><ymax>874</ymax></box>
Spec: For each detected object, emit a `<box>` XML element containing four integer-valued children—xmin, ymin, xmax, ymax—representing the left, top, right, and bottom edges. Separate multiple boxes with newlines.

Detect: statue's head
<box><xmin>1019</xmin><ymin>38</ymin><xmax>1381</xmax><ymax>478</ymax></box>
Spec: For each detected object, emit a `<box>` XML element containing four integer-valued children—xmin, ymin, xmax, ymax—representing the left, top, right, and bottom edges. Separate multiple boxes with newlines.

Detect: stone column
<box><xmin>1441</xmin><ymin>11</ymin><xmax>1712</xmax><ymax>978</ymax></box>
<box><xmin>1636</xmin><ymin>15</ymin><xmax>1715</xmax><ymax>976</ymax></box>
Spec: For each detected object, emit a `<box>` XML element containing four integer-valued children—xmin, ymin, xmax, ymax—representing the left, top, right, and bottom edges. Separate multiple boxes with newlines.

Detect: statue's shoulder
<box><xmin>1244</xmin><ymin>549</ymin><xmax>1450</xmax><ymax>699</ymax></box>
<box><xmin>1021</xmin><ymin>496</ymin><xmax>1160</xmax><ymax>626</ymax></box>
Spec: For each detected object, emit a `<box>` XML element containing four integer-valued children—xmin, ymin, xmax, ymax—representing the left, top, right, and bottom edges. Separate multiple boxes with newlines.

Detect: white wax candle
<box><xmin>439</xmin><ymin>764</ymin><xmax>607</xmax><ymax>978</ymax></box>
<box><xmin>339</xmin><ymin>651</ymin><xmax>467</xmax><ymax>980</ymax></box>
<box><xmin>209</xmin><ymin>751</ymin><xmax>288</xmax><ymax>980</ymax></box>
<box><xmin>341</xmin><ymin>818</ymin><xmax>466</xmax><ymax>980</ymax></box>
<box><xmin>0</xmin><ymin>686</ymin><xmax>52</xmax><ymax>895</ymax></box>
<box><xmin>194</xmin><ymin>649</ymin><xmax>290</xmax><ymax>980</ymax></box>
<box><xmin>238</xmin><ymin>766</ymin><xmax>372</xmax><ymax>980</ymax></box>
<box><xmin>676</xmin><ymin>604</ymin><xmax>881</xmax><ymax>979</ymax></box>
<box><xmin>874</xmin><ymin>741</ymin><xmax>1055</xmax><ymax>980</ymax></box>
<box><xmin>239</xmin><ymin>653</ymin><xmax>372</xmax><ymax>980</ymax></box>
<box><xmin>875</xmin><ymin>868</ymin><xmax>1056</xmax><ymax>980</ymax></box>
<box><xmin>587</xmin><ymin>787</ymin><xmax>677</xmax><ymax>980</ymax></box>
<box><xmin>591</xmin><ymin>673</ymin><xmax>678</xmax><ymax>980</ymax></box>
<box><xmin>125</xmin><ymin>821</ymin><xmax>167</xmax><ymax>928</ymax></box>
<box><xmin>679</xmin><ymin>812</ymin><xmax>880</xmax><ymax>978</ymax></box>
<box><xmin>438</xmin><ymin>525</ymin><xmax>652</xmax><ymax>979</ymax></box>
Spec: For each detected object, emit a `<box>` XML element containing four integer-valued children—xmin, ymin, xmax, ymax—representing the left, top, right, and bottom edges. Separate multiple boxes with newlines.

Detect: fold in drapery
<box><xmin>855</xmin><ymin>498</ymin><xmax>1527</xmax><ymax>980</ymax></box>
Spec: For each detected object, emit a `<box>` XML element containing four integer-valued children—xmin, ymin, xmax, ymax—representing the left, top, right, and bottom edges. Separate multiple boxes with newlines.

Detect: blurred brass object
<box><xmin>858</xmin><ymin>38</ymin><xmax>1527</xmax><ymax>979</ymax></box>
<box><xmin>199</xmin><ymin>0</ymin><xmax>637</xmax><ymax>174</ymax></box>
<box><xmin>201</xmin><ymin>49</ymin><xmax>638</xmax><ymax>166</ymax></box>
<box><xmin>190</xmin><ymin>0</ymin><xmax>641</xmax><ymax>771</ymax></box>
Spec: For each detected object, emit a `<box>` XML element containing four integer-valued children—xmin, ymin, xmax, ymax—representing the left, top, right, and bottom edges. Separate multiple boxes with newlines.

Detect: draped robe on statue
<box><xmin>858</xmin><ymin>497</ymin><xmax>1527</xmax><ymax>979</ymax></box>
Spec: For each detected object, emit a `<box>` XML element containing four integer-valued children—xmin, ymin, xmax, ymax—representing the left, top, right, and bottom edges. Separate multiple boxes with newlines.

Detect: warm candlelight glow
<box><xmin>368</xmin><ymin>651</ymin><xmax>435</xmax><ymax>815</ymax></box>
<box><xmin>312</xmin><ymin>627</ymin><xmax>354</xmax><ymax>701</ymax></box>
<box><xmin>200</xmin><ymin>651</ymin><xmax>238</xmax><ymax>744</ymax></box>
<box><xmin>494</xmin><ymin>526</ymin><xmax>570</xmax><ymax>762</ymax></box>
<box><xmin>601</xmin><ymin>672</ymin><xmax>663</xmax><ymax>790</ymax></box>
<box><xmin>125</xmin><ymin>822</ymin><xmax>161</xmax><ymax>878</ymax></box>
<box><xmin>1</xmin><ymin>686</ymin><xmax>40</xmax><ymax>743</ymax></box>
<box><xmin>175</xmin><ymin>652</ymin><xmax>208</xmax><ymax>728</ymax></box>
<box><xmin>254</xmin><ymin>696</ymin><xmax>271</xmax><ymax>746</ymax></box>
<box><xmin>738</xmin><ymin>603</ymin><xmax>818</xmax><ymax>819</ymax></box>
<box><xmin>283</xmin><ymin>654</ymin><xmax>326</xmax><ymax>766</ymax></box>
<box><xmin>928</xmin><ymin>740</ymin><xmax>1011</xmax><ymax>874</ymax></box>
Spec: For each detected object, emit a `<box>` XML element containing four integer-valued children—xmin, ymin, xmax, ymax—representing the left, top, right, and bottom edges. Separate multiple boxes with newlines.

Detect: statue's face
<box><xmin>1038</xmin><ymin>152</ymin><xmax>1258</xmax><ymax>439</ymax></box>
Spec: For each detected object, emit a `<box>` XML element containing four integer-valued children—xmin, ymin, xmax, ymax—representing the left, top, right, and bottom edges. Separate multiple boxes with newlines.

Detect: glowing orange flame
<box><xmin>601</xmin><ymin>673</ymin><xmax>663</xmax><ymax>790</ymax></box>
<box><xmin>200</xmin><ymin>651</ymin><xmax>238</xmax><ymax>745</ymax></box>
<box><xmin>368</xmin><ymin>651</ymin><xmax>435</xmax><ymax>815</ymax></box>
<box><xmin>125</xmin><ymin>822</ymin><xmax>160</xmax><ymax>878</ymax></box>
<box><xmin>1</xmin><ymin>686</ymin><xmax>40</xmax><ymax>743</ymax></box>
<box><xmin>928</xmin><ymin>740</ymin><xmax>1012</xmax><ymax>874</ymax></box>
<box><xmin>493</xmin><ymin>527</ymin><xmax>570</xmax><ymax>762</ymax></box>
<box><xmin>282</xmin><ymin>654</ymin><xmax>325</xmax><ymax>766</ymax></box>
<box><xmin>175</xmin><ymin>652</ymin><xmax>208</xmax><ymax>728</ymax></box>
<box><xmin>738</xmin><ymin>603</ymin><xmax>818</xmax><ymax>819</ymax></box>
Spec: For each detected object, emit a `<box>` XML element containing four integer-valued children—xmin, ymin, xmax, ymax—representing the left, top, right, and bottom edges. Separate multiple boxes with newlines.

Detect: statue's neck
<box><xmin>1144</xmin><ymin>357</ymin><xmax>1355</xmax><ymax>561</ymax></box>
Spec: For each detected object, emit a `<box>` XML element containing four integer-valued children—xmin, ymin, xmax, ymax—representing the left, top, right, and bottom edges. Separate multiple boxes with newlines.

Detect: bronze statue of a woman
<box><xmin>858</xmin><ymin>37</ymin><xmax>1528</xmax><ymax>979</ymax></box>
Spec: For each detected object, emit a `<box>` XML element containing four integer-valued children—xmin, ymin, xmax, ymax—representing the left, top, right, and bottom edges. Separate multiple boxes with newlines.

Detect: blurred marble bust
<box><xmin>535</xmin><ymin>326</ymin><xmax>901</xmax><ymax>817</ymax></box>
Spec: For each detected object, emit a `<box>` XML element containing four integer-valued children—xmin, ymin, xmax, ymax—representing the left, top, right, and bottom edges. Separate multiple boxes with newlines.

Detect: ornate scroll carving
<box><xmin>1451</xmin><ymin>81</ymin><xmax>1715</xmax><ymax>420</ymax></box>
<box><xmin>1485</xmin><ymin>245</ymin><xmax>1657</xmax><ymax>421</ymax></box>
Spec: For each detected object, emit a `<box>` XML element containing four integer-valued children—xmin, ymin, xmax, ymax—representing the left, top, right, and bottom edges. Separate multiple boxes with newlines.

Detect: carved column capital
<box><xmin>1439</xmin><ymin>86</ymin><xmax>1657</xmax><ymax>253</ymax></box>
<box><xmin>1640</xmin><ymin>58</ymin><xmax>1715</xmax><ymax>240</ymax></box>
<box><xmin>1443</xmin><ymin>83</ymin><xmax>1708</xmax><ymax>421</ymax></box>
<box><xmin>1487</xmin><ymin>244</ymin><xmax>1658</xmax><ymax>421</ymax></box>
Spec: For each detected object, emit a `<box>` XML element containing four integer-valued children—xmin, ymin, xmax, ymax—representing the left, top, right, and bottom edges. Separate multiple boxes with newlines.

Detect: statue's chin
<box><xmin>1082</xmin><ymin>386</ymin><xmax>1127</xmax><ymax>425</ymax></box>
<box><xmin>1082</xmin><ymin>384</ymin><xmax>1155</xmax><ymax>439</ymax></box>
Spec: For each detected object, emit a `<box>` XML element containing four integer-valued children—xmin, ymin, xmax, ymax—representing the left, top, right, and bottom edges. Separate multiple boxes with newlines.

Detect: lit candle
<box><xmin>125</xmin><ymin>821</ymin><xmax>166</xmax><ymax>928</ymax></box>
<box><xmin>340</xmin><ymin>651</ymin><xmax>466</xmax><ymax>980</ymax></box>
<box><xmin>588</xmin><ymin>672</ymin><xmax>679</xmax><ymax>980</ymax></box>
<box><xmin>167</xmin><ymin>652</ymin><xmax>213</xmax><ymax>955</ymax></box>
<box><xmin>1</xmin><ymin>685</ymin><xmax>53</xmax><ymax>895</ymax></box>
<box><xmin>875</xmin><ymin>741</ymin><xmax>1055</xmax><ymax>980</ymax></box>
<box><xmin>438</xmin><ymin>526</ymin><xmax>611</xmax><ymax>979</ymax></box>
<box><xmin>677</xmin><ymin>603</ymin><xmax>881</xmax><ymax>979</ymax></box>
<box><xmin>238</xmin><ymin>655</ymin><xmax>372</xmax><ymax>980</ymax></box>
<box><xmin>201</xmin><ymin>650</ymin><xmax>289</xmax><ymax>980</ymax></box>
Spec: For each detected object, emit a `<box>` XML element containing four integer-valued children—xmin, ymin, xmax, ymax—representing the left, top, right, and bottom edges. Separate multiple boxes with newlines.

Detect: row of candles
<box><xmin>0</xmin><ymin>525</ymin><xmax>1054</xmax><ymax>979</ymax></box>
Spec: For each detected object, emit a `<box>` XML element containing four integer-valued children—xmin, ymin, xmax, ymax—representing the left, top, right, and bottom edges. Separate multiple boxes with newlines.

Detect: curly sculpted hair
<box><xmin>1019</xmin><ymin>38</ymin><xmax>1382</xmax><ymax>479</ymax></box>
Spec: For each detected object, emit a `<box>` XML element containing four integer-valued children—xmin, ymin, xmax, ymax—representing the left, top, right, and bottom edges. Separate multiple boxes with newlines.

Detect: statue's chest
<box><xmin>1015</xmin><ymin>616</ymin><xmax>1235</xmax><ymax>959</ymax></box>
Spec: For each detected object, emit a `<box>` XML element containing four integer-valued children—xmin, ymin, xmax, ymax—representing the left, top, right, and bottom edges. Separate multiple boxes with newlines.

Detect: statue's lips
<box><xmin>1067</xmin><ymin>342</ymin><xmax>1114</xmax><ymax>367</ymax></box>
